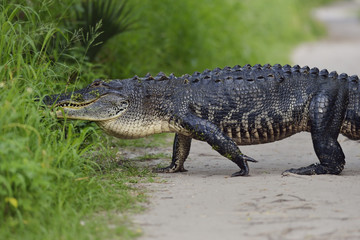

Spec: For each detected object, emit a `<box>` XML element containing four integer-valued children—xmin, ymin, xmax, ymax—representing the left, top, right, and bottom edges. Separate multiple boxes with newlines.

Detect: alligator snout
<box><xmin>42</xmin><ymin>94</ymin><xmax>59</xmax><ymax>106</ymax></box>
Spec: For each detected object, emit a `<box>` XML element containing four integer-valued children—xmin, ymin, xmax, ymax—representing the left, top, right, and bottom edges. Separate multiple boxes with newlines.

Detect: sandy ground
<box><xmin>133</xmin><ymin>1</ymin><xmax>360</xmax><ymax>239</ymax></box>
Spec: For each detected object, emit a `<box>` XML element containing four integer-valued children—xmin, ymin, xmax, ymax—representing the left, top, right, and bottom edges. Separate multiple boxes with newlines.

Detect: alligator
<box><xmin>43</xmin><ymin>64</ymin><xmax>360</xmax><ymax>177</ymax></box>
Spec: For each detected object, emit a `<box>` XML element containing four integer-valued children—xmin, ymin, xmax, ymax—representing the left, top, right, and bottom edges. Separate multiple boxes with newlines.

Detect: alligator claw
<box><xmin>153</xmin><ymin>165</ymin><xmax>187</xmax><ymax>173</ymax></box>
<box><xmin>243</xmin><ymin>155</ymin><xmax>258</xmax><ymax>163</ymax></box>
<box><xmin>153</xmin><ymin>166</ymin><xmax>172</xmax><ymax>173</ymax></box>
<box><xmin>231</xmin><ymin>169</ymin><xmax>249</xmax><ymax>177</ymax></box>
<box><xmin>282</xmin><ymin>165</ymin><xmax>317</xmax><ymax>175</ymax></box>
<box><xmin>282</xmin><ymin>163</ymin><xmax>343</xmax><ymax>175</ymax></box>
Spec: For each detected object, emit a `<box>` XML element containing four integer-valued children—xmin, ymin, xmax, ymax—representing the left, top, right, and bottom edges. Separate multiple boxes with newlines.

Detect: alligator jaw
<box><xmin>51</xmin><ymin>93</ymin><xmax>129</xmax><ymax>121</ymax></box>
<box><xmin>54</xmin><ymin>99</ymin><xmax>97</xmax><ymax>109</ymax></box>
<box><xmin>52</xmin><ymin>97</ymin><xmax>98</xmax><ymax>119</ymax></box>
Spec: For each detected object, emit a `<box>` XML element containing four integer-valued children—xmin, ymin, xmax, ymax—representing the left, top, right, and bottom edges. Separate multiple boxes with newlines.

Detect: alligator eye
<box><xmin>91</xmin><ymin>80</ymin><xmax>102</xmax><ymax>87</ymax></box>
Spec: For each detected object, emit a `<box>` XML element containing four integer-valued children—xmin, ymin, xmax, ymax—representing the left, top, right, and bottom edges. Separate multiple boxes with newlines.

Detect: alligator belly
<box><xmin>97</xmin><ymin>119</ymin><xmax>172</xmax><ymax>139</ymax></box>
<box><xmin>221</xmin><ymin>123</ymin><xmax>305</xmax><ymax>145</ymax></box>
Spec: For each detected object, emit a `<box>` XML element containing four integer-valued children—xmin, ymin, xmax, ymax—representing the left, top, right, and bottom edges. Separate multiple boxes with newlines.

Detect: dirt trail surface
<box><xmin>133</xmin><ymin>1</ymin><xmax>360</xmax><ymax>239</ymax></box>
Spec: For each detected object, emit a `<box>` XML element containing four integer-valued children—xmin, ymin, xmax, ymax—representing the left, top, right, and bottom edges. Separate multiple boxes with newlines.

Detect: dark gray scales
<box><xmin>44</xmin><ymin>64</ymin><xmax>360</xmax><ymax>176</ymax></box>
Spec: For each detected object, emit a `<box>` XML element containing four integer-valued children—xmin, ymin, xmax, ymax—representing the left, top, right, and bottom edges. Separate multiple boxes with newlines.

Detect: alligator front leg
<box><xmin>180</xmin><ymin>113</ymin><xmax>257</xmax><ymax>176</ymax></box>
<box><xmin>283</xmin><ymin>91</ymin><xmax>346</xmax><ymax>175</ymax></box>
<box><xmin>155</xmin><ymin>133</ymin><xmax>192</xmax><ymax>173</ymax></box>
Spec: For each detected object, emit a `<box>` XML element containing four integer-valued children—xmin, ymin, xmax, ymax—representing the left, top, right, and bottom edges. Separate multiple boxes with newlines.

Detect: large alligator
<box><xmin>44</xmin><ymin>64</ymin><xmax>360</xmax><ymax>176</ymax></box>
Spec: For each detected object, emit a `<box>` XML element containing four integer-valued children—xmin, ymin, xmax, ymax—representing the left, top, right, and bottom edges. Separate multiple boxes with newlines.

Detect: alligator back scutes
<box><xmin>133</xmin><ymin>64</ymin><xmax>359</xmax><ymax>86</ymax></box>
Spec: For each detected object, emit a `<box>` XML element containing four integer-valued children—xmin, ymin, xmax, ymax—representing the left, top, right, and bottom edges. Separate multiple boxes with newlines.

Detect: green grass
<box><xmin>0</xmin><ymin>0</ymin><xmax>336</xmax><ymax>239</ymax></box>
<box><xmin>0</xmin><ymin>3</ymin><xmax>154</xmax><ymax>239</ymax></box>
<box><xmin>111</xmin><ymin>133</ymin><xmax>174</xmax><ymax>148</ymax></box>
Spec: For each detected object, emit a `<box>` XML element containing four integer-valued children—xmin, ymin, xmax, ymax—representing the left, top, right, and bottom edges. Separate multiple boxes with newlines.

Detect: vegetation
<box><xmin>64</xmin><ymin>0</ymin><xmax>135</xmax><ymax>61</ymax></box>
<box><xmin>0</xmin><ymin>2</ymin><xmax>153</xmax><ymax>239</ymax></box>
<box><xmin>100</xmin><ymin>0</ymin><xmax>333</xmax><ymax>78</ymax></box>
<box><xmin>0</xmin><ymin>0</ymin><xmax>335</xmax><ymax>239</ymax></box>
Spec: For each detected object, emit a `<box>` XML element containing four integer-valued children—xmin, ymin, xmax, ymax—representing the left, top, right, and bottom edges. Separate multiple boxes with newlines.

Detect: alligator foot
<box><xmin>231</xmin><ymin>155</ymin><xmax>257</xmax><ymax>177</ymax></box>
<box><xmin>153</xmin><ymin>165</ymin><xmax>187</xmax><ymax>173</ymax></box>
<box><xmin>231</xmin><ymin>169</ymin><xmax>249</xmax><ymax>177</ymax></box>
<box><xmin>282</xmin><ymin>163</ymin><xmax>343</xmax><ymax>175</ymax></box>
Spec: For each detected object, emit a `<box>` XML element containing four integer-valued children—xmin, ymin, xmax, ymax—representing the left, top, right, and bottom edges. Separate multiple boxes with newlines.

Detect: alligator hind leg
<box><xmin>154</xmin><ymin>133</ymin><xmax>192</xmax><ymax>173</ymax></box>
<box><xmin>283</xmin><ymin>137</ymin><xmax>345</xmax><ymax>175</ymax></box>
<box><xmin>284</xmin><ymin>91</ymin><xmax>346</xmax><ymax>175</ymax></box>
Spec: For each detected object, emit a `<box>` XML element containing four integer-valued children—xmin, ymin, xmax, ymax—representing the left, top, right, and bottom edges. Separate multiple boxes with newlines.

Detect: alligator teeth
<box><xmin>58</xmin><ymin>102</ymin><xmax>89</xmax><ymax>108</ymax></box>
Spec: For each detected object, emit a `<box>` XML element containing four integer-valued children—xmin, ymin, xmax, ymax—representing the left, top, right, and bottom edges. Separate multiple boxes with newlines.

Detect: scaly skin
<box><xmin>43</xmin><ymin>64</ymin><xmax>360</xmax><ymax>176</ymax></box>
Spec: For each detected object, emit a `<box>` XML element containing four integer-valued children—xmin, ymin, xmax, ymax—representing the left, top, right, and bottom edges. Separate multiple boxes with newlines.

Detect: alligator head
<box><xmin>43</xmin><ymin>79</ymin><xmax>129</xmax><ymax>121</ymax></box>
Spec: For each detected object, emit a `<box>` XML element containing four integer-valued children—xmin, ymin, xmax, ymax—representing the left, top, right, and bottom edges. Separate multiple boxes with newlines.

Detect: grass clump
<box><xmin>0</xmin><ymin>2</ymin><xmax>151</xmax><ymax>239</ymax></box>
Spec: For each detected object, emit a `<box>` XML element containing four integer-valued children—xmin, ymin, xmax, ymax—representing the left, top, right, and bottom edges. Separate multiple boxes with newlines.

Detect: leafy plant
<box><xmin>66</xmin><ymin>0</ymin><xmax>135</xmax><ymax>61</ymax></box>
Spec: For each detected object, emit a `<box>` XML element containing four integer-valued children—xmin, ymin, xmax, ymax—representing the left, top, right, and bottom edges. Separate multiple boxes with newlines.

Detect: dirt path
<box><xmin>133</xmin><ymin>1</ymin><xmax>360</xmax><ymax>239</ymax></box>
